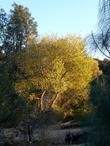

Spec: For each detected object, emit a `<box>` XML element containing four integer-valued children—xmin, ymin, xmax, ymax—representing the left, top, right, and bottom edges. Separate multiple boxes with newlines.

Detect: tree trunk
<box><xmin>41</xmin><ymin>90</ymin><xmax>46</xmax><ymax>111</ymax></box>
<box><xmin>50</xmin><ymin>92</ymin><xmax>60</xmax><ymax>108</ymax></box>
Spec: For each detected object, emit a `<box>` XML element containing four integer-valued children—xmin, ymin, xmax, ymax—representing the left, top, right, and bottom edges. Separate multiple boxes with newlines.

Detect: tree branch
<box><xmin>41</xmin><ymin>90</ymin><xmax>46</xmax><ymax>111</ymax></box>
<box><xmin>91</xmin><ymin>32</ymin><xmax>110</xmax><ymax>59</ymax></box>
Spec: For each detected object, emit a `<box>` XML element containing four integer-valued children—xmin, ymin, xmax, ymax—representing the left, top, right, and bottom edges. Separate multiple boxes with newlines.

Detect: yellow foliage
<box><xmin>15</xmin><ymin>35</ymin><xmax>100</xmax><ymax>114</ymax></box>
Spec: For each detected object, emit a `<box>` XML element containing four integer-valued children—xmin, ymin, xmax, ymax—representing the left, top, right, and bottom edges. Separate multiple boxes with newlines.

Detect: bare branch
<box><xmin>91</xmin><ymin>32</ymin><xmax>110</xmax><ymax>59</ymax></box>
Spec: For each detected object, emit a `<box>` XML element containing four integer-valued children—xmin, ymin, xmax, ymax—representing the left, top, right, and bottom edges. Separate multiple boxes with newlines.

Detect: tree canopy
<box><xmin>15</xmin><ymin>36</ymin><xmax>100</xmax><ymax>115</ymax></box>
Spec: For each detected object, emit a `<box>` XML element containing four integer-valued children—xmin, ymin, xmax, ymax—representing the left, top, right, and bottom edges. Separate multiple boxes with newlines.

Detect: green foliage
<box><xmin>88</xmin><ymin>59</ymin><xmax>110</xmax><ymax>146</ymax></box>
<box><xmin>88</xmin><ymin>0</ymin><xmax>110</xmax><ymax>144</ymax></box>
<box><xmin>2</xmin><ymin>3</ymin><xmax>37</xmax><ymax>54</ymax></box>
<box><xmin>0</xmin><ymin>59</ymin><xmax>28</xmax><ymax>127</ymax></box>
<box><xmin>98</xmin><ymin>58</ymin><xmax>110</xmax><ymax>75</ymax></box>
<box><xmin>0</xmin><ymin>94</ymin><xmax>27</xmax><ymax>127</ymax></box>
<box><xmin>0</xmin><ymin>8</ymin><xmax>8</xmax><ymax>48</ymax></box>
<box><xmin>0</xmin><ymin>3</ymin><xmax>38</xmax><ymax>127</ymax></box>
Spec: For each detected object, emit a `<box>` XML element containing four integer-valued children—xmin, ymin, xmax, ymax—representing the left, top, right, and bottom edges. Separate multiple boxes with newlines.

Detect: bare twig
<box><xmin>91</xmin><ymin>32</ymin><xmax>110</xmax><ymax>59</ymax></box>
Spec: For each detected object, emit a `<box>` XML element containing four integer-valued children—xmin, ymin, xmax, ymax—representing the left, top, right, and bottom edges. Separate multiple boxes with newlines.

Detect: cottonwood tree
<box><xmin>15</xmin><ymin>36</ymin><xmax>99</xmax><ymax>115</ymax></box>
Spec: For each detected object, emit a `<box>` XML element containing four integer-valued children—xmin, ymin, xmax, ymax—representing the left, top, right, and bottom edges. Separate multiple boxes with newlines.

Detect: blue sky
<box><xmin>1</xmin><ymin>0</ymin><xmax>99</xmax><ymax>37</ymax></box>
